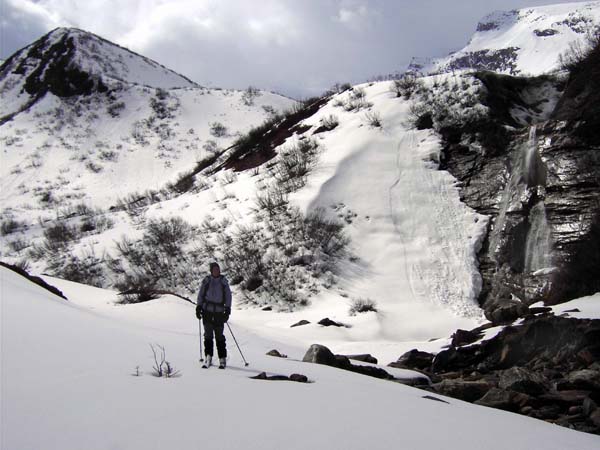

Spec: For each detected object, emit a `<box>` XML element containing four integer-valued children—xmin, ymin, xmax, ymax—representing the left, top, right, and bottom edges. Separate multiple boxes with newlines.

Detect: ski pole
<box><xmin>226</xmin><ymin>323</ymin><xmax>249</xmax><ymax>366</ymax></box>
<box><xmin>198</xmin><ymin>319</ymin><xmax>204</xmax><ymax>363</ymax></box>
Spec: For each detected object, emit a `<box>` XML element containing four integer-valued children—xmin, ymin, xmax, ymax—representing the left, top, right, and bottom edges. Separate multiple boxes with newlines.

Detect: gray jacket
<box><xmin>197</xmin><ymin>275</ymin><xmax>232</xmax><ymax>313</ymax></box>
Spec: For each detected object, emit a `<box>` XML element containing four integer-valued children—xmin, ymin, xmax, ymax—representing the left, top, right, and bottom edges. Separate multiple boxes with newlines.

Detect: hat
<box><xmin>209</xmin><ymin>262</ymin><xmax>220</xmax><ymax>271</ymax></box>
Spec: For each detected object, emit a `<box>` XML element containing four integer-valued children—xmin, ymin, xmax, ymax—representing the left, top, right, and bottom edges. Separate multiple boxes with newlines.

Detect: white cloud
<box><xmin>0</xmin><ymin>0</ymin><xmax>591</xmax><ymax>98</ymax></box>
<box><xmin>336</xmin><ymin>3</ymin><xmax>378</xmax><ymax>30</ymax></box>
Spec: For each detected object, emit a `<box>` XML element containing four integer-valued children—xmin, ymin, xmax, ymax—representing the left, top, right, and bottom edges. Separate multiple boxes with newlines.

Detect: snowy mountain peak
<box><xmin>429</xmin><ymin>1</ymin><xmax>600</xmax><ymax>75</ymax></box>
<box><xmin>0</xmin><ymin>27</ymin><xmax>198</xmax><ymax>119</ymax></box>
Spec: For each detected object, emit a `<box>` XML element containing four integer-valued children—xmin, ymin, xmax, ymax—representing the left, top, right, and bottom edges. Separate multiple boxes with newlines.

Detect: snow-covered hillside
<box><xmin>428</xmin><ymin>1</ymin><xmax>600</xmax><ymax>75</ymax></box>
<box><xmin>1</xmin><ymin>67</ymin><xmax>490</xmax><ymax>361</ymax></box>
<box><xmin>0</xmin><ymin>27</ymin><xmax>295</xmax><ymax>220</ymax></box>
<box><xmin>3</xmin><ymin>266</ymin><xmax>599</xmax><ymax>450</ymax></box>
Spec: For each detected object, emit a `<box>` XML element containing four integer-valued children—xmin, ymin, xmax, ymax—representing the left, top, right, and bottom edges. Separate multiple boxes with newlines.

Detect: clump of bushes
<box><xmin>339</xmin><ymin>87</ymin><xmax>372</xmax><ymax>111</ymax></box>
<box><xmin>406</xmin><ymin>74</ymin><xmax>488</xmax><ymax>131</ymax></box>
<box><xmin>349</xmin><ymin>297</ymin><xmax>378</xmax><ymax>316</ymax></box>
<box><xmin>47</xmin><ymin>250</ymin><xmax>106</xmax><ymax>287</ymax></box>
<box><xmin>1</xmin><ymin>218</ymin><xmax>26</xmax><ymax>236</ymax></box>
<box><xmin>107</xmin><ymin>101</ymin><xmax>125</xmax><ymax>118</ymax></box>
<box><xmin>242</xmin><ymin>86</ymin><xmax>261</xmax><ymax>106</ymax></box>
<box><xmin>209</xmin><ymin>122</ymin><xmax>228</xmax><ymax>138</ymax></box>
<box><xmin>319</xmin><ymin>114</ymin><xmax>339</xmax><ymax>131</ymax></box>
<box><xmin>390</xmin><ymin>74</ymin><xmax>421</xmax><ymax>99</ymax></box>
<box><xmin>110</xmin><ymin>216</ymin><xmax>202</xmax><ymax>297</ymax></box>
<box><xmin>558</xmin><ymin>28</ymin><xmax>600</xmax><ymax>72</ymax></box>
<box><xmin>364</xmin><ymin>111</ymin><xmax>382</xmax><ymax>128</ymax></box>
<box><xmin>272</xmin><ymin>139</ymin><xmax>320</xmax><ymax>192</ymax></box>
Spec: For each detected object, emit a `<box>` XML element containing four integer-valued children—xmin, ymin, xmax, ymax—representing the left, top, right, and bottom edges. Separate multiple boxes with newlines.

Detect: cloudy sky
<box><xmin>0</xmin><ymin>0</ymin><xmax>588</xmax><ymax>97</ymax></box>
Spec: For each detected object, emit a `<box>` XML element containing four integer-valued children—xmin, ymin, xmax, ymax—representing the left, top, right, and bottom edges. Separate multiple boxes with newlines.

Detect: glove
<box><xmin>195</xmin><ymin>305</ymin><xmax>203</xmax><ymax>320</ymax></box>
<box><xmin>224</xmin><ymin>307</ymin><xmax>231</xmax><ymax>323</ymax></box>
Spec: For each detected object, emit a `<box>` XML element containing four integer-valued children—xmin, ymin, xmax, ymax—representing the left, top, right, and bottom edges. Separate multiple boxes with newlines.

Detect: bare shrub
<box><xmin>42</xmin><ymin>221</ymin><xmax>80</xmax><ymax>252</ymax></box>
<box><xmin>13</xmin><ymin>259</ymin><xmax>31</xmax><ymax>272</ymax></box>
<box><xmin>8</xmin><ymin>238</ymin><xmax>29</xmax><ymax>253</ymax></box>
<box><xmin>1</xmin><ymin>219</ymin><xmax>26</xmax><ymax>236</ymax></box>
<box><xmin>256</xmin><ymin>188</ymin><xmax>289</xmax><ymax>217</ymax></box>
<box><xmin>273</xmin><ymin>139</ymin><xmax>320</xmax><ymax>190</ymax></box>
<box><xmin>209</xmin><ymin>122</ymin><xmax>228</xmax><ymax>138</ymax></box>
<box><xmin>391</xmin><ymin>74</ymin><xmax>419</xmax><ymax>99</ymax></box>
<box><xmin>349</xmin><ymin>297</ymin><xmax>378</xmax><ymax>316</ymax></box>
<box><xmin>302</xmin><ymin>208</ymin><xmax>349</xmax><ymax>257</ymax></box>
<box><xmin>171</xmin><ymin>171</ymin><xmax>195</xmax><ymax>194</ymax></box>
<box><xmin>318</xmin><ymin>114</ymin><xmax>339</xmax><ymax>131</ymax></box>
<box><xmin>85</xmin><ymin>161</ymin><xmax>103</xmax><ymax>173</ymax></box>
<box><xmin>99</xmin><ymin>150</ymin><xmax>118</xmax><ymax>162</ymax></box>
<box><xmin>107</xmin><ymin>101</ymin><xmax>126</xmax><ymax>117</ymax></box>
<box><xmin>406</xmin><ymin>102</ymin><xmax>432</xmax><ymax>129</ymax></box>
<box><xmin>242</xmin><ymin>86</ymin><xmax>261</xmax><ymax>106</ymax></box>
<box><xmin>145</xmin><ymin>217</ymin><xmax>192</xmax><ymax>258</ymax></box>
<box><xmin>558</xmin><ymin>29</ymin><xmax>600</xmax><ymax>72</ymax></box>
<box><xmin>364</xmin><ymin>111</ymin><xmax>382</xmax><ymax>128</ymax></box>
<box><xmin>116</xmin><ymin>274</ymin><xmax>161</xmax><ymax>304</ymax></box>
<box><xmin>48</xmin><ymin>249</ymin><xmax>106</xmax><ymax>287</ymax></box>
<box><xmin>80</xmin><ymin>214</ymin><xmax>114</xmax><ymax>234</ymax></box>
<box><xmin>344</xmin><ymin>87</ymin><xmax>372</xmax><ymax>111</ymax></box>
<box><xmin>203</xmin><ymin>140</ymin><xmax>220</xmax><ymax>154</ymax></box>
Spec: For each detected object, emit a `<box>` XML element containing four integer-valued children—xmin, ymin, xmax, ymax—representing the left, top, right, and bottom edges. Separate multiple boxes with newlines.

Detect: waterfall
<box><xmin>524</xmin><ymin>125</ymin><xmax>546</xmax><ymax>188</ymax></box>
<box><xmin>525</xmin><ymin>201</ymin><xmax>552</xmax><ymax>272</ymax></box>
<box><xmin>489</xmin><ymin>124</ymin><xmax>553</xmax><ymax>273</ymax></box>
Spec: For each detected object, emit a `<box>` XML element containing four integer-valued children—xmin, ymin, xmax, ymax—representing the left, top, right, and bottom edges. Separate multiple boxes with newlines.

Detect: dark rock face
<box><xmin>290</xmin><ymin>320</ymin><xmax>310</xmax><ymax>328</ymax></box>
<box><xmin>451</xmin><ymin>329</ymin><xmax>483</xmax><ymax>347</ymax></box>
<box><xmin>390</xmin><ymin>349</ymin><xmax>435</xmax><ymax>371</ymax></box>
<box><xmin>303</xmin><ymin>344</ymin><xmax>338</xmax><ymax>366</ymax></box>
<box><xmin>266</xmin><ymin>349</ymin><xmax>287</xmax><ymax>358</ymax></box>
<box><xmin>440</xmin><ymin>65</ymin><xmax>600</xmax><ymax>319</ymax></box>
<box><xmin>19</xmin><ymin>31</ymin><xmax>107</xmax><ymax>98</ymax></box>
<box><xmin>251</xmin><ymin>372</ymin><xmax>309</xmax><ymax>383</ymax></box>
<box><xmin>431</xmin><ymin>379</ymin><xmax>491</xmax><ymax>402</ymax></box>
<box><xmin>0</xmin><ymin>262</ymin><xmax>67</xmax><ymax>300</ymax></box>
<box><xmin>317</xmin><ymin>318</ymin><xmax>345</xmax><ymax>327</ymax></box>
<box><xmin>534</xmin><ymin>29</ymin><xmax>559</xmax><ymax>37</ymax></box>
<box><xmin>485</xmin><ymin>300</ymin><xmax>528</xmax><ymax>324</ymax></box>
<box><xmin>303</xmin><ymin>344</ymin><xmax>393</xmax><ymax>380</ymax></box>
<box><xmin>498</xmin><ymin>367</ymin><xmax>549</xmax><ymax>396</ymax></box>
<box><xmin>417</xmin><ymin>315</ymin><xmax>600</xmax><ymax>434</ymax></box>
<box><xmin>475</xmin><ymin>388</ymin><xmax>531</xmax><ymax>412</ymax></box>
<box><xmin>289</xmin><ymin>373</ymin><xmax>309</xmax><ymax>383</ymax></box>
<box><xmin>345</xmin><ymin>354</ymin><xmax>378</xmax><ymax>364</ymax></box>
<box><xmin>443</xmin><ymin>48</ymin><xmax>520</xmax><ymax>75</ymax></box>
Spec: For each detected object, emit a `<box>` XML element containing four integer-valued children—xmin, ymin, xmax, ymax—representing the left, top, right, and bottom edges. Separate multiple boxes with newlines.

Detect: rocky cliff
<box><xmin>439</xmin><ymin>41</ymin><xmax>600</xmax><ymax>322</ymax></box>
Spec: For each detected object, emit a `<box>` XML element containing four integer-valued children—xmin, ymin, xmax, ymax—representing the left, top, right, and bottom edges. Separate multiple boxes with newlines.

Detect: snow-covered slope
<box><xmin>0</xmin><ymin>27</ymin><xmax>198</xmax><ymax>116</ymax></box>
<box><xmin>1</xmin><ymin>65</ymin><xmax>491</xmax><ymax>361</ymax></box>
<box><xmin>430</xmin><ymin>1</ymin><xmax>600</xmax><ymax>75</ymax></box>
<box><xmin>3</xmin><ymin>266</ymin><xmax>598</xmax><ymax>450</ymax></box>
<box><xmin>0</xmin><ymin>28</ymin><xmax>295</xmax><ymax>221</ymax></box>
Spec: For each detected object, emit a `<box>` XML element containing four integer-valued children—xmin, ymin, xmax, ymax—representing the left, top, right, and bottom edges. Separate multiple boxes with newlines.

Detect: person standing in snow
<box><xmin>196</xmin><ymin>262</ymin><xmax>232</xmax><ymax>369</ymax></box>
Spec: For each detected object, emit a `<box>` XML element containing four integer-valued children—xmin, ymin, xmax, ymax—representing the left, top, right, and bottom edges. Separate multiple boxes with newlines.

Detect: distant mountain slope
<box><xmin>430</xmin><ymin>1</ymin><xmax>600</xmax><ymax>75</ymax></box>
<box><xmin>0</xmin><ymin>27</ymin><xmax>198</xmax><ymax>118</ymax></box>
<box><xmin>0</xmin><ymin>28</ymin><xmax>295</xmax><ymax>218</ymax></box>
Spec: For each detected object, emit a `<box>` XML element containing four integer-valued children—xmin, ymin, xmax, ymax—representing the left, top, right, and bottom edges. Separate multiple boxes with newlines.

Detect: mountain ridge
<box><xmin>411</xmin><ymin>1</ymin><xmax>600</xmax><ymax>76</ymax></box>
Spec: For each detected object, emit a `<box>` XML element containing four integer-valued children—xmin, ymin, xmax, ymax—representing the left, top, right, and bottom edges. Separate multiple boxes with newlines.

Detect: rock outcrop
<box><xmin>440</xmin><ymin>44</ymin><xmax>600</xmax><ymax>320</ymax></box>
<box><xmin>394</xmin><ymin>314</ymin><xmax>600</xmax><ymax>434</ymax></box>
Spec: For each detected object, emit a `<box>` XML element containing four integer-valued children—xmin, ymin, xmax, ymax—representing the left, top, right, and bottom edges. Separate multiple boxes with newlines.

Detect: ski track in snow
<box><xmin>388</xmin><ymin>131</ymin><xmax>420</xmax><ymax>304</ymax></box>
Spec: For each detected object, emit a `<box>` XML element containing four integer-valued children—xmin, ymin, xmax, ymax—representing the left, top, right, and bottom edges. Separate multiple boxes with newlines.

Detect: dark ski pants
<box><xmin>203</xmin><ymin>313</ymin><xmax>227</xmax><ymax>358</ymax></box>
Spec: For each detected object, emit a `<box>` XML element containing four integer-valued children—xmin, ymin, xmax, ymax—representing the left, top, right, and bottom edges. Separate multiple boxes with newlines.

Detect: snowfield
<box><xmin>2</xmin><ymin>73</ymin><xmax>491</xmax><ymax>364</ymax></box>
<box><xmin>3</xmin><ymin>266</ymin><xmax>600</xmax><ymax>450</ymax></box>
<box><xmin>431</xmin><ymin>1</ymin><xmax>600</xmax><ymax>75</ymax></box>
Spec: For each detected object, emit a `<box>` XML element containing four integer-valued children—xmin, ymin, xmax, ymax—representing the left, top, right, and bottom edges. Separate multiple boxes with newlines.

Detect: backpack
<box><xmin>200</xmin><ymin>275</ymin><xmax>227</xmax><ymax>312</ymax></box>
